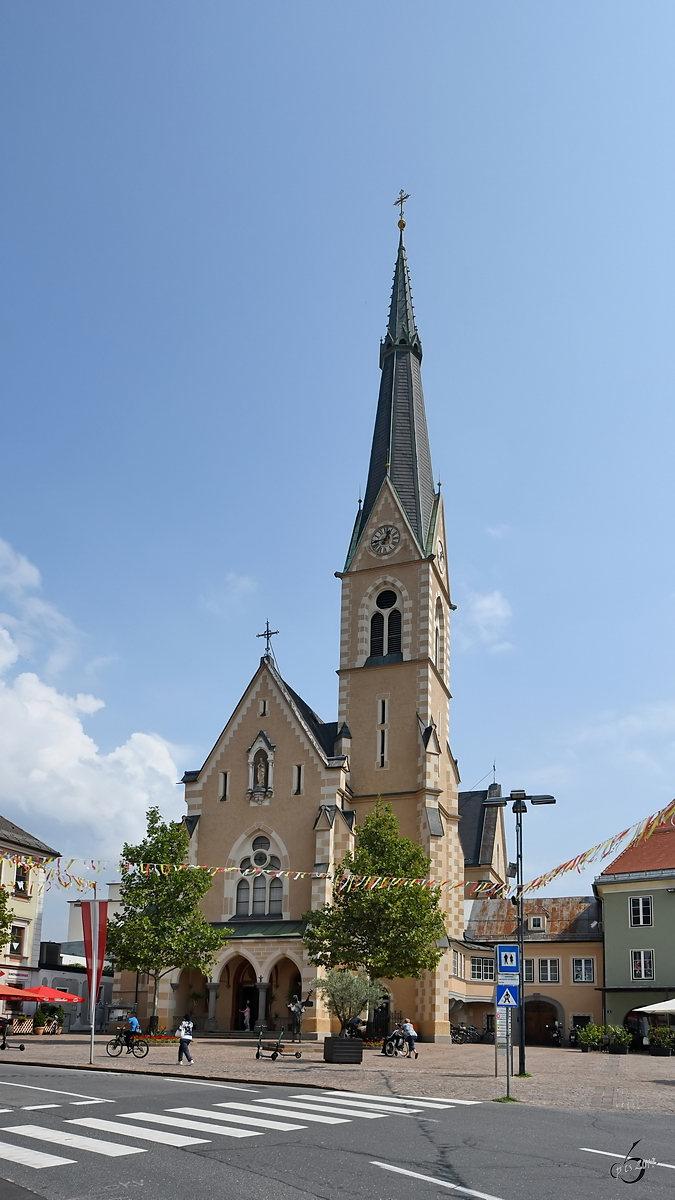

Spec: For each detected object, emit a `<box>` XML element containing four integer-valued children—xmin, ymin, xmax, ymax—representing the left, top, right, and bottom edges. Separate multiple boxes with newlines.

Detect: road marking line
<box><xmin>264</xmin><ymin>1098</ymin><xmax>386</xmax><ymax>1119</ymax></box>
<box><xmin>0</xmin><ymin>1109</ymin><xmax>12</xmax><ymax>1113</ymax></box>
<box><xmin>3</xmin><ymin>1126</ymin><xmax>145</xmax><ymax>1158</ymax></box>
<box><xmin>118</xmin><ymin>1112</ymin><xmax>260</xmax><ymax>1139</ymax></box>
<box><xmin>68</xmin><ymin>1118</ymin><xmax>209</xmax><ymax>1147</ymax></box>
<box><xmin>215</xmin><ymin>1102</ymin><xmax>348</xmax><ymax>1125</ymax></box>
<box><xmin>372</xmin><ymin>1161</ymin><xmax>505</xmax><ymax>1199</ymax></box>
<box><xmin>0</xmin><ymin>1139</ymin><xmax>75</xmax><ymax>1169</ymax></box>
<box><xmin>398</xmin><ymin>1095</ymin><xmax>483</xmax><ymax>1105</ymax></box>
<box><xmin>164</xmin><ymin>1080</ymin><xmax>259</xmax><ymax>1092</ymax></box>
<box><xmin>292</xmin><ymin>1094</ymin><xmax>420</xmax><ymax>1115</ymax></box>
<box><xmin>0</xmin><ymin>1082</ymin><xmax>111</xmax><ymax>1102</ymax></box>
<box><xmin>70</xmin><ymin>1100</ymin><xmax>108</xmax><ymax>1105</ymax></box>
<box><xmin>169</xmin><ymin>1107</ymin><xmax>306</xmax><ymax>1132</ymax></box>
<box><xmin>22</xmin><ymin>1105</ymin><xmax>61</xmax><ymax>1111</ymax></box>
<box><xmin>581</xmin><ymin>1148</ymin><xmax>675</xmax><ymax>1170</ymax></box>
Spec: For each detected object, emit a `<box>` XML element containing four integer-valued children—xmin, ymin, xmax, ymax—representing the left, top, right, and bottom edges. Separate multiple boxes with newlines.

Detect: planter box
<box><xmin>649</xmin><ymin>1047</ymin><xmax>672</xmax><ymax>1057</ymax></box>
<box><xmin>608</xmin><ymin>1045</ymin><xmax>628</xmax><ymax>1054</ymax></box>
<box><xmin>580</xmin><ymin>1044</ymin><xmax>590</xmax><ymax>1052</ymax></box>
<box><xmin>323</xmin><ymin>1037</ymin><xmax>363</xmax><ymax>1064</ymax></box>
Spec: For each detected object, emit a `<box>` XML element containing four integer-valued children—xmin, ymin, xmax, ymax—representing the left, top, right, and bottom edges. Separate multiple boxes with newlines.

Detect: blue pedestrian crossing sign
<box><xmin>496</xmin><ymin>983</ymin><xmax>519</xmax><ymax>1007</ymax></box>
<box><xmin>497</xmin><ymin>944</ymin><xmax>519</xmax><ymax>973</ymax></box>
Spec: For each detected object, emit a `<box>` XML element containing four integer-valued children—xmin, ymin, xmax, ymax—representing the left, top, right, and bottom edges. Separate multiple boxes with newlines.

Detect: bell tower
<box><xmin>336</xmin><ymin>206</ymin><xmax>461</xmax><ymax>1040</ymax></box>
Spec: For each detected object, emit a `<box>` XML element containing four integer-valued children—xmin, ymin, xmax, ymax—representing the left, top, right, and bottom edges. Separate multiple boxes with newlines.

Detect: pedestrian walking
<box><xmin>241</xmin><ymin>1003</ymin><xmax>251</xmax><ymax>1032</ymax></box>
<box><xmin>176</xmin><ymin>1014</ymin><xmax>194</xmax><ymax>1064</ymax></box>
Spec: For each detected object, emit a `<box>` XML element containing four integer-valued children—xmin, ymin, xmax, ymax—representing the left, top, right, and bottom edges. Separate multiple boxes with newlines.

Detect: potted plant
<box><xmin>578</xmin><ymin>1023</ymin><xmax>603</xmax><ymax>1052</ymax></box>
<box><xmin>647</xmin><ymin>1025</ymin><xmax>673</xmax><ymax>1057</ymax></box>
<box><xmin>314</xmin><ymin>970</ymin><xmax>387</xmax><ymax>1064</ymax></box>
<box><xmin>607</xmin><ymin>1024</ymin><xmax>632</xmax><ymax>1054</ymax></box>
<box><xmin>33</xmin><ymin>1008</ymin><xmax>47</xmax><ymax>1035</ymax></box>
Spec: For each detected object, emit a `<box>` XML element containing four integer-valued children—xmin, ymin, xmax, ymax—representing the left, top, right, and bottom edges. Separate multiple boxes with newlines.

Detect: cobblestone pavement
<box><xmin>2</xmin><ymin>1036</ymin><xmax>674</xmax><ymax>1113</ymax></box>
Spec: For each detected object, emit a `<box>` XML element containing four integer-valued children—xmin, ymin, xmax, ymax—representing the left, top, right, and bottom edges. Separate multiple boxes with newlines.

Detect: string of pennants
<box><xmin>4</xmin><ymin>795</ymin><xmax>675</xmax><ymax>898</ymax></box>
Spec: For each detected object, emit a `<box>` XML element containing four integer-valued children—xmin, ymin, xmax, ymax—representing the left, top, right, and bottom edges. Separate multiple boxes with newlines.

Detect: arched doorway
<box><xmin>266</xmin><ymin>957</ymin><xmax>302</xmax><ymax>1032</ymax></box>
<box><xmin>230</xmin><ymin>957</ymin><xmax>258</xmax><ymax>1032</ymax></box>
<box><xmin>525</xmin><ymin>1000</ymin><xmax>558</xmax><ymax>1044</ymax></box>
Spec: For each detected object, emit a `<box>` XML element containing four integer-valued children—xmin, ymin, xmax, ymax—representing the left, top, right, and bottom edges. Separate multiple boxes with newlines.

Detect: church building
<box><xmin>115</xmin><ymin>213</ymin><xmax>507</xmax><ymax>1040</ymax></box>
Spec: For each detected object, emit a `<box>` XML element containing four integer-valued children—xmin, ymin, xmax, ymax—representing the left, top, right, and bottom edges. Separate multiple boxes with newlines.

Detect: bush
<box><xmin>648</xmin><ymin>1025</ymin><xmax>674</xmax><ymax>1048</ymax></box>
<box><xmin>578</xmin><ymin>1022</ymin><xmax>603</xmax><ymax>1047</ymax></box>
<box><xmin>33</xmin><ymin>1008</ymin><xmax>47</xmax><ymax>1027</ymax></box>
<box><xmin>606</xmin><ymin>1024</ymin><xmax>632</xmax><ymax>1047</ymax></box>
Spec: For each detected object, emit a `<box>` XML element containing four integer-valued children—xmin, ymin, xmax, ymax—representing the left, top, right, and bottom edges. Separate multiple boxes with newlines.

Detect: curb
<box><xmin>0</xmin><ymin>1056</ymin><xmax>378</xmax><ymax>1094</ymax></box>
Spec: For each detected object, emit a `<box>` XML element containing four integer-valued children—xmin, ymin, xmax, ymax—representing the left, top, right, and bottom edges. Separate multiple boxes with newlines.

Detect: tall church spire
<box><xmin>351</xmin><ymin>214</ymin><xmax>436</xmax><ymax>557</ymax></box>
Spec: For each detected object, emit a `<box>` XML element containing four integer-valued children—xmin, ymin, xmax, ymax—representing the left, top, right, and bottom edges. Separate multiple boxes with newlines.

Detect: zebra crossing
<box><xmin>0</xmin><ymin>1089</ymin><xmax>480</xmax><ymax>1169</ymax></box>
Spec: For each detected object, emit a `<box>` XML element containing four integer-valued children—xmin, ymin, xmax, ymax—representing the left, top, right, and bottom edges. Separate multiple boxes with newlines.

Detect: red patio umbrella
<box><xmin>0</xmin><ymin>985</ymin><xmax>34</xmax><ymax>1000</ymax></box>
<box><xmin>22</xmin><ymin>986</ymin><xmax>83</xmax><ymax>1004</ymax></box>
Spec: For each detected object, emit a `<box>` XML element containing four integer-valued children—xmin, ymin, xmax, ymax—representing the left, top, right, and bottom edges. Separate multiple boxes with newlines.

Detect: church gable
<box><xmin>348</xmin><ymin>477</ymin><xmax>425</xmax><ymax>576</ymax></box>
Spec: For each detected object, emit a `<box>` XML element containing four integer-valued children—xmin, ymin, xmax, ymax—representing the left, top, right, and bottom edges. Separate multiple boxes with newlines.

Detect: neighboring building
<box><xmin>594</xmin><ymin>821</ymin><xmax>675</xmax><ymax>1027</ymax></box>
<box><xmin>114</xmin><ymin>218</ymin><xmax>507</xmax><ymax>1039</ymax></box>
<box><xmin>465</xmin><ymin>896</ymin><xmax>603</xmax><ymax>1041</ymax></box>
<box><xmin>0</xmin><ymin>814</ymin><xmax>60</xmax><ymax>1011</ymax></box>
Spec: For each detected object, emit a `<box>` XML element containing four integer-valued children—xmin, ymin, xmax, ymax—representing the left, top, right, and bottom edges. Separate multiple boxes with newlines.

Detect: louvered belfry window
<box><xmin>370</xmin><ymin>612</ymin><xmax>384</xmax><ymax>656</ymax></box>
<box><xmin>387</xmin><ymin>609</ymin><xmax>402</xmax><ymax>653</ymax></box>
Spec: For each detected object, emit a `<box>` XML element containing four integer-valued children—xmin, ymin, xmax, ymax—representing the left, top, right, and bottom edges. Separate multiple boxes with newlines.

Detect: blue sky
<box><xmin>1</xmin><ymin>2</ymin><xmax>675</xmax><ymax>937</ymax></box>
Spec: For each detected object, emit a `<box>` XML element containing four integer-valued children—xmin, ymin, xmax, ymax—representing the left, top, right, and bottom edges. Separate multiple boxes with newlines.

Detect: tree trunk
<box><xmin>147</xmin><ymin>973</ymin><xmax>160</xmax><ymax>1035</ymax></box>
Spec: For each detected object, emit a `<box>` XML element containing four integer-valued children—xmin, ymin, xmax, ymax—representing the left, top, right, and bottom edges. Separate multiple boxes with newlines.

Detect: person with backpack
<box><xmin>176</xmin><ymin>1014</ymin><xmax>194</xmax><ymax>1064</ymax></box>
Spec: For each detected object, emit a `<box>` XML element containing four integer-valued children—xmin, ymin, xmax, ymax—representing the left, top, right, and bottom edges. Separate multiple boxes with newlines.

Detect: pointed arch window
<box><xmin>236</xmin><ymin>879</ymin><xmax>250</xmax><ymax>916</ymax></box>
<box><xmin>269</xmin><ymin>877</ymin><xmax>283</xmax><ymax>914</ymax></box>
<box><xmin>370</xmin><ymin>612</ymin><xmax>384</xmax><ymax>657</ymax></box>
<box><xmin>252</xmin><ymin>874</ymin><xmax>267</xmax><ymax>915</ymax></box>
<box><xmin>387</xmin><ymin>609</ymin><xmax>401</xmax><ymax>653</ymax></box>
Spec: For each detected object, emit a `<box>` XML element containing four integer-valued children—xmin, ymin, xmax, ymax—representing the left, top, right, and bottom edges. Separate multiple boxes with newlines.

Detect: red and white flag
<box><xmin>81</xmin><ymin>900</ymin><xmax>108</xmax><ymax>1019</ymax></box>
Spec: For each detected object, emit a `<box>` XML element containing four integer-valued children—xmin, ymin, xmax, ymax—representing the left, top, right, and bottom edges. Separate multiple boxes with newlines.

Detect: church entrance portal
<box><xmin>525</xmin><ymin>1000</ymin><xmax>558</xmax><ymax>1044</ymax></box>
<box><xmin>231</xmin><ymin>959</ymin><xmax>258</xmax><ymax>1032</ymax></box>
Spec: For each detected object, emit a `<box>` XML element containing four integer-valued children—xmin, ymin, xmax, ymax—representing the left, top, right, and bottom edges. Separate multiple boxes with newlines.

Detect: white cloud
<box><xmin>457</xmin><ymin>589</ymin><xmax>513</xmax><ymax>653</ymax></box>
<box><xmin>199</xmin><ymin>571</ymin><xmax>256</xmax><ymax>617</ymax></box>
<box><xmin>486</xmin><ymin>524</ymin><xmax>511</xmax><ymax>539</ymax></box>
<box><xmin>0</xmin><ymin>537</ymin><xmax>180</xmax><ymax>861</ymax></box>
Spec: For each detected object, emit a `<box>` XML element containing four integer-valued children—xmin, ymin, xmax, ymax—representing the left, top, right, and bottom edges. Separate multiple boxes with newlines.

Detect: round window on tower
<box><xmin>376</xmin><ymin>590</ymin><xmax>397</xmax><ymax>610</ymax></box>
<box><xmin>252</xmin><ymin>836</ymin><xmax>270</xmax><ymax>852</ymax></box>
<box><xmin>252</xmin><ymin>850</ymin><xmax>270</xmax><ymax>868</ymax></box>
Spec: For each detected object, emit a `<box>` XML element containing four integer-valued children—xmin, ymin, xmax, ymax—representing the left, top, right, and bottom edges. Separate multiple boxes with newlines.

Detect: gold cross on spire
<box><xmin>394</xmin><ymin>189</ymin><xmax>410</xmax><ymax>229</ymax></box>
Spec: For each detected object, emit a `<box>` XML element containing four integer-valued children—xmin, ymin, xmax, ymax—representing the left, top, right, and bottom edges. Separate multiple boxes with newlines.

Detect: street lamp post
<box><xmin>484</xmin><ymin>790</ymin><xmax>556</xmax><ymax>1076</ymax></box>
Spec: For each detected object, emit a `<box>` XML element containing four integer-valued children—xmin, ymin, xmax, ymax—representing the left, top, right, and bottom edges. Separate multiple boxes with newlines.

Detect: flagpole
<box><xmin>89</xmin><ymin>902</ymin><xmax>97</xmax><ymax>1065</ymax></box>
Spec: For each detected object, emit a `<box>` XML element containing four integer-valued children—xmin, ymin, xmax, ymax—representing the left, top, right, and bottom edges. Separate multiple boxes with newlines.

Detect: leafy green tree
<box><xmin>302</xmin><ymin>801</ymin><xmax>446</xmax><ymax>979</ymax></box>
<box><xmin>107</xmin><ymin>807</ymin><xmax>231</xmax><ymax>1024</ymax></box>
<box><xmin>313</xmin><ymin>969</ymin><xmax>387</xmax><ymax>1036</ymax></box>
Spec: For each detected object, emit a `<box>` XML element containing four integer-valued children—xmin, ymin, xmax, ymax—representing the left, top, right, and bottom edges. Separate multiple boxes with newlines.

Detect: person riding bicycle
<box><xmin>124</xmin><ymin>1014</ymin><xmax>141</xmax><ymax>1053</ymax></box>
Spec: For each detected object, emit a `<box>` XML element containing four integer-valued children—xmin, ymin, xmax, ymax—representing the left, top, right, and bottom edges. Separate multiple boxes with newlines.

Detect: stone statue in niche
<box><xmin>253</xmin><ymin>749</ymin><xmax>268</xmax><ymax>791</ymax></box>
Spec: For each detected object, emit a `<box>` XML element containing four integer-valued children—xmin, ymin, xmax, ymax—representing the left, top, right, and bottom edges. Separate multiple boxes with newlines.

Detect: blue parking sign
<box><xmin>497</xmin><ymin>944</ymin><xmax>519</xmax><ymax>973</ymax></box>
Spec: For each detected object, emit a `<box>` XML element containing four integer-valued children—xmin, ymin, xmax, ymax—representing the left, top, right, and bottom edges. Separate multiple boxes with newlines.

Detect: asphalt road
<box><xmin>0</xmin><ymin>1063</ymin><xmax>672</xmax><ymax>1200</ymax></box>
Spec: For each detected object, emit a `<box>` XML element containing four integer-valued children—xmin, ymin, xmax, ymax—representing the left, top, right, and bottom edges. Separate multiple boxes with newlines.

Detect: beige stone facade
<box><xmin>115</xmin><ymin>227</ymin><xmax>510</xmax><ymax>1040</ymax></box>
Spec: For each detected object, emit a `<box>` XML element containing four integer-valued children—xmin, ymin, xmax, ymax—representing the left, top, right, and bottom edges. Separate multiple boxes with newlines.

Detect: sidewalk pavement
<box><xmin>2</xmin><ymin>1036</ymin><xmax>673</xmax><ymax>1114</ymax></box>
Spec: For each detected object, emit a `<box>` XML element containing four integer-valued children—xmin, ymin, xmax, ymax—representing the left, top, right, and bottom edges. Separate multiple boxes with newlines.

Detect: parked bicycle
<box><xmin>106</xmin><ymin>1031</ymin><xmax>149</xmax><ymax>1058</ymax></box>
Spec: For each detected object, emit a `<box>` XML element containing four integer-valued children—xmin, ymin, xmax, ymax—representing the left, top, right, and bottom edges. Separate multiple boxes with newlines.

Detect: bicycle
<box><xmin>106</xmin><ymin>1031</ymin><xmax>149</xmax><ymax>1059</ymax></box>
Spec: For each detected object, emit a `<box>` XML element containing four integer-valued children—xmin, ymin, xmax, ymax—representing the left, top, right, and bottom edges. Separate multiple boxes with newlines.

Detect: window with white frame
<box><xmin>630</xmin><ymin>896</ymin><xmax>652</xmax><ymax>927</ymax></box>
<box><xmin>9</xmin><ymin>926</ymin><xmax>24</xmax><ymax>956</ymax></box>
<box><xmin>236</xmin><ymin>836</ymin><xmax>283</xmax><ymax>917</ymax></box>
<box><xmin>452</xmin><ymin>949</ymin><xmax>465</xmax><ymax>979</ymax></box>
<box><xmin>539</xmin><ymin>958</ymin><xmax>559</xmax><ymax>983</ymax></box>
<box><xmin>631</xmin><ymin>949</ymin><xmax>654</xmax><ymax>980</ymax></box>
<box><xmin>470</xmin><ymin>957</ymin><xmax>495</xmax><ymax>981</ymax></box>
<box><xmin>524</xmin><ymin>958</ymin><xmax>534</xmax><ymax>983</ymax></box>
<box><xmin>572</xmin><ymin>957</ymin><xmax>594</xmax><ymax>983</ymax></box>
<box><xmin>529</xmin><ymin>915</ymin><xmax>544</xmax><ymax>930</ymax></box>
<box><xmin>14</xmin><ymin>865</ymin><xmax>29</xmax><ymax>895</ymax></box>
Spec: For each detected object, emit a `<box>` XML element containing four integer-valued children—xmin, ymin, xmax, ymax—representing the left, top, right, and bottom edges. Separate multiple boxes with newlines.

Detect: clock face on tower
<box><xmin>371</xmin><ymin>525</ymin><xmax>401</xmax><ymax>555</ymax></box>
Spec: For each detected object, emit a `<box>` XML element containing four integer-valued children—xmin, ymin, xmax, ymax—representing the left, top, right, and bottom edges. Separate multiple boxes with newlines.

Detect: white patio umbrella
<box><xmin>633</xmin><ymin>999</ymin><xmax>675</xmax><ymax>1013</ymax></box>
